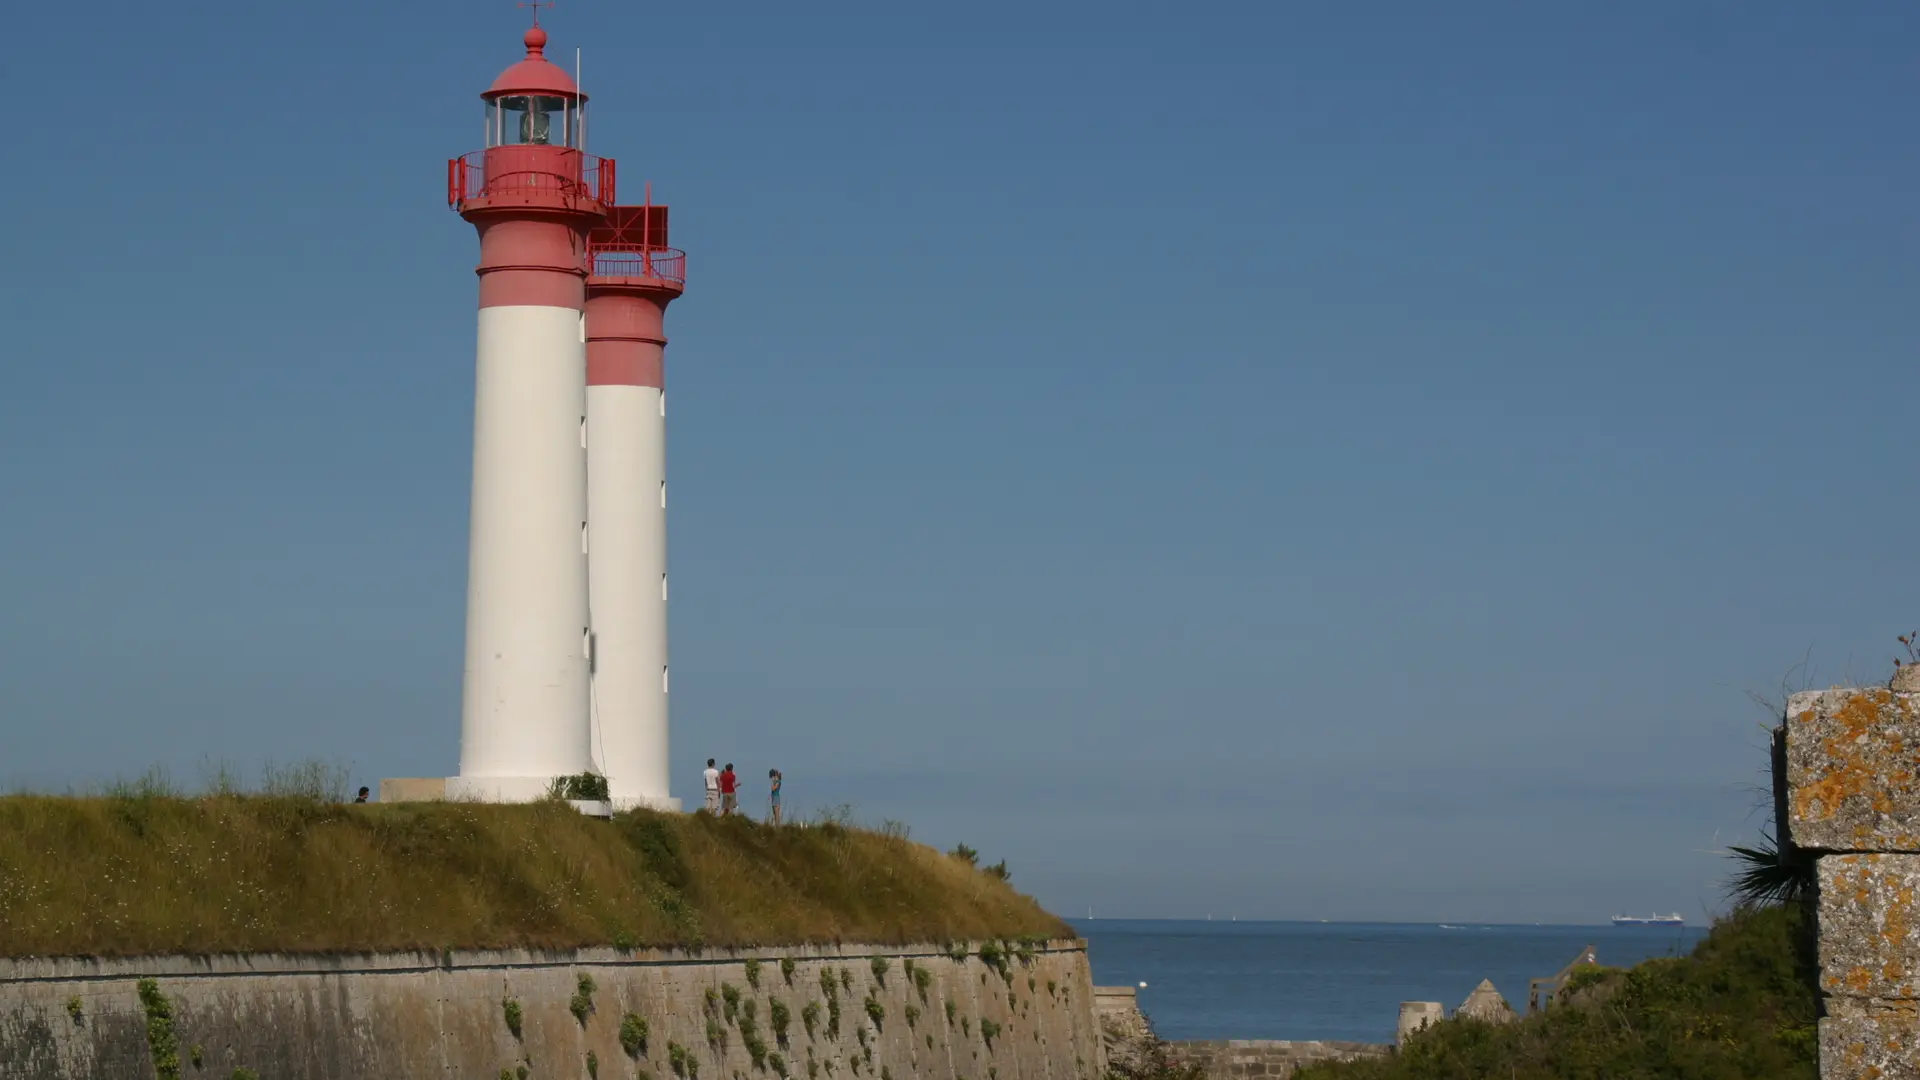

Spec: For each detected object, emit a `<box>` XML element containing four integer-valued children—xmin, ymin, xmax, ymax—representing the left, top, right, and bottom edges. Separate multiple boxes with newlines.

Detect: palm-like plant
<box><xmin>1728</xmin><ymin>828</ymin><xmax>1813</xmax><ymax>908</ymax></box>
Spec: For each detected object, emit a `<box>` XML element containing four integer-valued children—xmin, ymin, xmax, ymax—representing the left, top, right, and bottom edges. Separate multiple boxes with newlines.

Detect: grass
<box><xmin>0</xmin><ymin>794</ymin><xmax>1069</xmax><ymax>957</ymax></box>
<box><xmin>1293</xmin><ymin>903</ymin><xmax>1817</xmax><ymax>1080</ymax></box>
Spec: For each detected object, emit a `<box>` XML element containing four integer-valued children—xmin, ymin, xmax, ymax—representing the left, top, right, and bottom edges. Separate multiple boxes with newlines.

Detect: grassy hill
<box><xmin>0</xmin><ymin>792</ymin><xmax>1069</xmax><ymax>958</ymax></box>
<box><xmin>1294</xmin><ymin>903</ymin><xmax>1818</xmax><ymax>1080</ymax></box>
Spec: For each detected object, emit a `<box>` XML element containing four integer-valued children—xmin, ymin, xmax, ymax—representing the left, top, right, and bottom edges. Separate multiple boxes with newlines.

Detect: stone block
<box><xmin>1819</xmin><ymin>854</ymin><xmax>1920</xmax><ymax>1000</ymax></box>
<box><xmin>1785</xmin><ymin>687</ymin><xmax>1920</xmax><ymax>852</ymax></box>
<box><xmin>1821</xmin><ymin>1002</ymin><xmax>1920</xmax><ymax>1080</ymax></box>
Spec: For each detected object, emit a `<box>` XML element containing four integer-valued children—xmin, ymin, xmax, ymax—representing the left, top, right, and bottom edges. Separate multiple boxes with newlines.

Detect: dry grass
<box><xmin>0</xmin><ymin>795</ymin><xmax>1069</xmax><ymax>958</ymax></box>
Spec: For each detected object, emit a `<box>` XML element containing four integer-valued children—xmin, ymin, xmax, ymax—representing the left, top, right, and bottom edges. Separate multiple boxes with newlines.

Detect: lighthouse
<box><xmin>444</xmin><ymin>18</ymin><xmax>615</xmax><ymax>802</ymax></box>
<box><xmin>585</xmin><ymin>202</ymin><xmax>685</xmax><ymax>810</ymax></box>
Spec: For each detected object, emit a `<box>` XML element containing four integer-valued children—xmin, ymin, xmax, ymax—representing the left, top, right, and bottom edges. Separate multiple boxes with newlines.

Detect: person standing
<box><xmin>719</xmin><ymin>763</ymin><xmax>738</xmax><ymax>816</ymax></box>
<box><xmin>703</xmin><ymin>759</ymin><xmax>720</xmax><ymax>814</ymax></box>
<box><xmin>768</xmin><ymin>768</ymin><xmax>783</xmax><ymax>824</ymax></box>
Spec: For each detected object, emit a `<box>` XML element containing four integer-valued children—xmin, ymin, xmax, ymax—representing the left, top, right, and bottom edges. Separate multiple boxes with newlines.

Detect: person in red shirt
<box><xmin>719</xmin><ymin>763</ymin><xmax>738</xmax><ymax>816</ymax></box>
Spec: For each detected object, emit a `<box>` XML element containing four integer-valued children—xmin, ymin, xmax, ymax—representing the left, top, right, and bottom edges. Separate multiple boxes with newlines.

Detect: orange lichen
<box><xmin>1791</xmin><ymin>690</ymin><xmax>1920</xmax><ymax>831</ymax></box>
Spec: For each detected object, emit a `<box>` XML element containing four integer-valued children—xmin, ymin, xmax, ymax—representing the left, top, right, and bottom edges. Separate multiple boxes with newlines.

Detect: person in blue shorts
<box><xmin>768</xmin><ymin>768</ymin><xmax>784</xmax><ymax>825</ymax></box>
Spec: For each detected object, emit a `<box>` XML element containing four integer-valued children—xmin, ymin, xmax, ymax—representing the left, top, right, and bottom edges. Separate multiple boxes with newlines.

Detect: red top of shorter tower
<box><xmin>485</xmin><ymin>24</ymin><xmax>583</xmax><ymax>101</ymax></box>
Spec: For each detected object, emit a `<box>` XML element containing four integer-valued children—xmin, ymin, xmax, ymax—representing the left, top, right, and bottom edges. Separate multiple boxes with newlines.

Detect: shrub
<box><xmin>746</xmin><ymin>958</ymin><xmax>763</xmax><ymax>988</ymax></box>
<box><xmin>905</xmin><ymin>1003</ymin><xmax>921</xmax><ymax>1029</ymax></box>
<box><xmin>827</xmin><ymin>993</ymin><xmax>843</xmax><ymax>1039</ymax></box>
<box><xmin>946</xmin><ymin>1000</ymin><xmax>957</xmax><ymax>1026</ymax></box>
<box><xmin>668</xmin><ymin>1043</ymin><xmax>690</xmax><ymax>1079</ymax></box>
<box><xmin>570</xmin><ymin>972</ymin><xmax>597</xmax><ymax>1024</ymax></box>
<box><xmin>723</xmin><ymin>982</ymin><xmax>742</xmax><ymax>1023</ymax></box>
<box><xmin>770</xmin><ymin>998</ymin><xmax>791</xmax><ymax>1042</ymax></box>
<box><xmin>137</xmin><ymin>979</ymin><xmax>180</xmax><ymax>1080</ymax></box>
<box><xmin>621</xmin><ymin>1012</ymin><xmax>651</xmax><ymax>1057</ymax></box>
<box><xmin>865</xmin><ymin>996</ymin><xmax>886</xmax><ymax>1029</ymax></box>
<box><xmin>1293</xmin><ymin>904</ymin><xmax>1818</xmax><ymax>1080</ymax></box>
<box><xmin>781</xmin><ymin>956</ymin><xmax>797</xmax><ymax>984</ymax></box>
<box><xmin>870</xmin><ymin>956</ymin><xmax>890</xmax><ymax>986</ymax></box>
<box><xmin>802</xmin><ymin>1001</ymin><xmax>821</xmax><ymax>1038</ymax></box>
<box><xmin>706</xmin><ymin>1018</ymin><xmax>727</xmax><ymax>1050</ymax></box>
<box><xmin>950</xmin><ymin>844</ymin><xmax>979</xmax><ymax>865</ymax></box>
<box><xmin>768</xmin><ymin>1052</ymin><xmax>789</xmax><ymax>1078</ymax></box>
<box><xmin>913</xmin><ymin>965</ymin><xmax>933</xmax><ymax>1002</ymax></box>
<box><xmin>980</xmin><ymin>1019</ymin><xmax>1001</xmax><ymax>1049</ymax></box>
<box><xmin>586</xmin><ymin>1050</ymin><xmax>600</xmax><ymax>1080</ymax></box>
<box><xmin>547</xmin><ymin>772</ymin><xmax>611</xmax><ymax>801</ymax></box>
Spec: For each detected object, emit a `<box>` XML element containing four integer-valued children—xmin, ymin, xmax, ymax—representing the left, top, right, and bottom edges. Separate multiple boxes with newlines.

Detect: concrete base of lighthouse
<box><xmin>445</xmin><ymin>775</ymin><xmax>584</xmax><ymax>804</ymax></box>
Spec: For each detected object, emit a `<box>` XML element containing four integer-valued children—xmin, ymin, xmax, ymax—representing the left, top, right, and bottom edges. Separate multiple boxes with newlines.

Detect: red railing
<box><xmin>447</xmin><ymin>148</ymin><xmax>616</xmax><ymax>210</ymax></box>
<box><xmin>588</xmin><ymin>247</ymin><xmax>687</xmax><ymax>286</ymax></box>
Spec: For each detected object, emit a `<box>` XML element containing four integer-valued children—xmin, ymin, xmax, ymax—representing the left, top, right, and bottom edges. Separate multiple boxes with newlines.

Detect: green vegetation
<box><xmin>979</xmin><ymin>1018</ymin><xmax>1000</xmax><ymax>1049</ymax></box>
<box><xmin>870</xmin><ymin>955</ymin><xmax>890</xmax><ymax>985</ymax></box>
<box><xmin>745</xmin><ymin>957</ymin><xmax>763</xmax><ymax>988</ymax></box>
<box><xmin>586</xmin><ymin>1049</ymin><xmax>600</xmax><ymax>1080</ymax></box>
<box><xmin>502</xmin><ymin>997</ymin><xmax>524</xmax><ymax>1039</ymax></box>
<box><xmin>1295</xmin><ymin>904</ymin><xmax>1817</xmax><ymax>1080</ymax></box>
<box><xmin>801</xmin><ymin>1000</ymin><xmax>821</xmax><ymax>1039</ymax></box>
<box><xmin>620</xmin><ymin>1012</ymin><xmax>650</xmax><ymax>1057</ymax></box>
<box><xmin>781</xmin><ymin>956</ymin><xmax>797</xmax><ymax>984</ymax></box>
<box><xmin>137</xmin><ymin>978</ymin><xmax>180</xmax><ymax>1080</ymax></box>
<box><xmin>770</xmin><ymin>998</ymin><xmax>792</xmax><ymax>1043</ymax></box>
<box><xmin>0</xmin><ymin>796</ymin><xmax>1067</xmax><ymax>956</ymax></box>
<box><xmin>570</xmin><ymin>972</ymin><xmax>597</xmax><ymax>1025</ymax></box>
<box><xmin>548</xmin><ymin>772</ymin><xmax>611</xmax><ymax>801</ymax></box>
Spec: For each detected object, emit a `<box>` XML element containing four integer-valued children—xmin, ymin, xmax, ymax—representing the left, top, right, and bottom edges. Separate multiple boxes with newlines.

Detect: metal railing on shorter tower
<box><xmin>447</xmin><ymin>148</ymin><xmax>616</xmax><ymax>213</ymax></box>
<box><xmin>586</xmin><ymin>202</ymin><xmax>686</xmax><ymax>287</ymax></box>
<box><xmin>588</xmin><ymin>247</ymin><xmax>687</xmax><ymax>285</ymax></box>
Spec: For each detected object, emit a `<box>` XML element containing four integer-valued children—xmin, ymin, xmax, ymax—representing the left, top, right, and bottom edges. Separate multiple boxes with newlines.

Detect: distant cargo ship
<box><xmin>1611</xmin><ymin>913</ymin><xmax>1685</xmax><ymax>927</ymax></box>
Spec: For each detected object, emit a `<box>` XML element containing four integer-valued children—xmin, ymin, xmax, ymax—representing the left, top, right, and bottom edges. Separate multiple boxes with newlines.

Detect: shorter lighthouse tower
<box><xmin>586</xmin><ymin>201</ymin><xmax>685</xmax><ymax>810</ymax></box>
<box><xmin>445</xmin><ymin>17</ymin><xmax>615</xmax><ymax>801</ymax></box>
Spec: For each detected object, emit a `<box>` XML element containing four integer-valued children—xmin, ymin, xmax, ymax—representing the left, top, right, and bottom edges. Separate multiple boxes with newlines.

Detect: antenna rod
<box><xmin>576</xmin><ymin>47</ymin><xmax>584</xmax><ymax>154</ymax></box>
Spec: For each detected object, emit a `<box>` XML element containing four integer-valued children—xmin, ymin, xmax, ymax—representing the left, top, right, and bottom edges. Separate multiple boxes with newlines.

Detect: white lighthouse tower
<box><xmin>444</xmin><ymin>17</ymin><xmax>615</xmax><ymax>802</ymax></box>
<box><xmin>585</xmin><ymin>203</ymin><xmax>685</xmax><ymax>810</ymax></box>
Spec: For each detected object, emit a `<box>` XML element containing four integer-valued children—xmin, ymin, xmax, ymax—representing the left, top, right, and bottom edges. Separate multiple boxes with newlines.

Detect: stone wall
<box><xmin>0</xmin><ymin>939</ymin><xmax>1101</xmax><ymax>1080</ymax></box>
<box><xmin>1167</xmin><ymin>1041</ymin><xmax>1388</xmax><ymax>1079</ymax></box>
<box><xmin>1782</xmin><ymin>674</ymin><xmax>1920</xmax><ymax>1080</ymax></box>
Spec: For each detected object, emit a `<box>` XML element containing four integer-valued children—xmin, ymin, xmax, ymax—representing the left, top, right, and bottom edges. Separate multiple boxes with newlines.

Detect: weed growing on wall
<box><xmin>840</xmin><ymin>967</ymin><xmax>855</xmax><ymax>994</ymax></box>
<box><xmin>586</xmin><ymin>1049</ymin><xmax>600</xmax><ymax>1079</ymax></box>
<box><xmin>706</xmin><ymin>1018</ymin><xmax>727</xmax><ymax>1051</ymax></box>
<box><xmin>136</xmin><ymin>979</ymin><xmax>181</xmax><ymax>1080</ymax></box>
<box><xmin>926</xmin><ymin>1034</ymin><xmax>934</xmax><ymax>1050</ymax></box>
<box><xmin>722</xmin><ymin>983</ymin><xmax>742</xmax><ymax>1023</ymax></box>
<box><xmin>705</xmin><ymin>987</ymin><xmax>721</xmax><ymax>1017</ymax></box>
<box><xmin>870</xmin><ymin>957</ymin><xmax>889</xmax><ymax>986</ymax></box>
<box><xmin>912</xmin><ymin>965</ymin><xmax>932</xmax><ymax>1003</ymax></box>
<box><xmin>500</xmin><ymin>1069</ymin><xmax>514</xmax><ymax>1080</ymax></box>
<box><xmin>961</xmin><ymin>1016</ymin><xmax>970</xmax><ymax>1037</ymax></box>
<box><xmin>571</xmin><ymin>973</ymin><xmax>597</xmax><ymax>1025</ymax></box>
<box><xmin>904</xmin><ymin>1003</ymin><xmax>920</xmax><ymax>1029</ymax></box>
<box><xmin>977</xmin><ymin>942</ymin><xmax>1006</xmax><ymax>977</ymax></box>
<box><xmin>806</xmin><ymin>1051</ymin><xmax>819</xmax><ymax>1080</ymax></box>
<box><xmin>770</xmin><ymin>998</ymin><xmax>791</xmax><ymax>1044</ymax></box>
<box><xmin>746</xmin><ymin>958</ymin><xmax>762</xmax><ymax>989</ymax></box>
<box><xmin>945</xmin><ymin>1000</ymin><xmax>956</xmax><ymax>1026</ymax></box>
<box><xmin>801</xmin><ymin>1001</ymin><xmax>820</xmax><ymax>1039</ymax></box>
<box><xmin>229</xmin><ymin>1070</ymin><xmax>258</xmax><ymax>1080</ymax></box>
<box><xmin>517</xmin><ymin>1064</ymin><xmax>529</xmax><ymax>1080</ymax></box>
<box><xmin>946</xmin><ymin>941</ymin><xmax>970</xmax><ymax>962</ymax></box>
<box><xmin>768</xmin><ymin>1051</ymin><xmax>789</xmax><ymax>1078</ymax></box>
<box><xmin>980</xmin><ymin>1019</ymin><xmax>1000</xmax><ymax>1049</ymax></box>
<box><xmin>668</xmin><ymin>1042</ymin><xmax>690</xmax><ymax>1078</ymax></box>
<box><xmin>190</xmin><ymin>1045</ymin><xmax>204</xmax><ymax>1068</ymax></box>
<box><xmin>503</xmin><ymin>998</ymin><xmax>524</xmax><ymax>1039</ymax></box>
<box><xmin>781</xmin><ymin>956</ymin><xmax>796</xmax><ymax>984</ymax></box>
<box><xmin>621</xmin><ymin>1012</ymin><xmax>651</xmax><ymax>1057</ymax></box>
<box><xmin>827</xmin><ymin>993</ymin><xmax>843</xmax><ymax>1040</ymax></box>
<box><xmin>820</xmin><ymin>969</ymin><xmax>838</xmax><ymax>1001</ymax></box>
<box><xmin>864</xmin><ymin>995</ymin><xmax>885</xmax><ymax>1030</ymax></box>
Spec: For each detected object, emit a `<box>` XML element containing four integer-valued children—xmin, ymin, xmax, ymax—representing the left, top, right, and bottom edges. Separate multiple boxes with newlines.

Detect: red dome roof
<box><xmin>484</xmin><ymin>26</ymin><xmax>584</xmax><ymax>101</ymax></box>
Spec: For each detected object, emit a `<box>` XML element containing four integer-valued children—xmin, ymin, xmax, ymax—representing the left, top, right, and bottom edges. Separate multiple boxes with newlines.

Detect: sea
<box><xmin>1074</xmin><ymin>919</ymin><xmax>1707</xmax><ymax>1045</ymax></box>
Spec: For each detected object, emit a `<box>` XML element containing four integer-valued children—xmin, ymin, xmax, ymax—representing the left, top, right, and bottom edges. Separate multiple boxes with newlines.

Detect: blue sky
<box><xmin>2</xmin><ymin>0</ymin><xmax>1915</xmax><ymax>924</ymax></box>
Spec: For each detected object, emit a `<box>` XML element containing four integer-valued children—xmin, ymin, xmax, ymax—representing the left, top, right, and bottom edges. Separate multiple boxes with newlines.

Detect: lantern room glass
<box><xmin>487</xmin><ymin>95</ymin><xmax>581</xmax><ymax>148</ymax></box>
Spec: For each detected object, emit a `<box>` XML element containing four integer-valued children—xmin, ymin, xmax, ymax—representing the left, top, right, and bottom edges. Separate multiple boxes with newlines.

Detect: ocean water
<box><xmin>1075</xmin><ymin>919</ymin><xmax>1707</xmax><ymax>1045</ymax></box>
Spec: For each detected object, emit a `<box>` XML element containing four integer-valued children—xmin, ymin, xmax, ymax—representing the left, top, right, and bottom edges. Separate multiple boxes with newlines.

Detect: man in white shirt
<box><xmin>702</xmin><ymin>759</ymin><xmax>720</xmax><ymax>813</ymax></box>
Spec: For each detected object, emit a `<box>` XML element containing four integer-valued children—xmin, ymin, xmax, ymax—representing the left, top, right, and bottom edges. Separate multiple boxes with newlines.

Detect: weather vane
<box><xmin>517</xmin><ymin>0</ymin><xmax>555</xmax><ymax>27</ymax></box>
